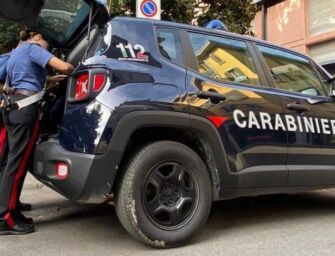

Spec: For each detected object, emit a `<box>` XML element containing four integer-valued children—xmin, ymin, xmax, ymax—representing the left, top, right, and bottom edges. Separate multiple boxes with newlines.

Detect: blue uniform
<box><xmin>0</xmin><ymin>42</ymin><xmax>53</xmax><ymax>231</ymax></box>
<box><xmin>6</xmin><ymin>42</ymin><xmax>53</xmax><ymax>92</ymax></box>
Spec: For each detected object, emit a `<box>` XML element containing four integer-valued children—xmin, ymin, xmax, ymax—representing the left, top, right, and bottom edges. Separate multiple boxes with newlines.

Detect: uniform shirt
<box><xmin>6</xmin><ymin>42</ymin><xmax>53</xmax><ymax>92</ymax></box>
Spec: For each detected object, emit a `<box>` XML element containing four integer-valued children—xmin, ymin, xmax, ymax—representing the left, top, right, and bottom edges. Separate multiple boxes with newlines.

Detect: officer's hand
<box><xmin>46</xmin><ymin>75</ymin><xmax>67</xmax><ymax>90</ymax></box>
<box><xmin>47</xmin><ymin>75</ymin><xmax>67</xmax><ymax>84</ymax></box>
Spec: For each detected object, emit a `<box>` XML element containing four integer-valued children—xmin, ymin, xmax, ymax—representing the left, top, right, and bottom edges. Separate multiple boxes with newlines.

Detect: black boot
<box><xmin>0</xmin><ymin>219</ymin><xmax>35</xmax><ymax>236</ymax></box>
<box><xmin>13</xmin><ymin>211</ymin><xmax>34</xmax><ymax>225</ymax></box>
<box><xmin>18</xmin><ymin>202</ymin><xmax>32</xmax><ymax>212</ymax></box>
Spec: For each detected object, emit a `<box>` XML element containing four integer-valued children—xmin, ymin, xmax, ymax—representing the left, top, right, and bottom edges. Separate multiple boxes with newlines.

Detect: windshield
<box><xmin>38</xmin><ymin>0</ymin><xmax>90</xmax><ymax>44</ymax></box>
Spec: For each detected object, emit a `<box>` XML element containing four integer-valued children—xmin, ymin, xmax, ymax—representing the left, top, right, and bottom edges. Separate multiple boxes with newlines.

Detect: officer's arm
<box><xmin>48</xmin><ymin>57</ymin><xmax>75</xmax><ymax>75</ymax></box>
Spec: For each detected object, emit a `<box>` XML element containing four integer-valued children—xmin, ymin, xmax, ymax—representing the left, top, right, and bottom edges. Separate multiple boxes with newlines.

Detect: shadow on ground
<box><xmin>27</xmin><ymin>190</ymin><xmax>335</xmax><ymax>246</ymax></box>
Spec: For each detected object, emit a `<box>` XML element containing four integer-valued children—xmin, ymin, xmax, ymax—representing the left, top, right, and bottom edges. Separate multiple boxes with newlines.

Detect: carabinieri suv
<box><xmin>3</xmin><ymin>0</ymin><xmax>335</xmax><ymax>248</ymax></box>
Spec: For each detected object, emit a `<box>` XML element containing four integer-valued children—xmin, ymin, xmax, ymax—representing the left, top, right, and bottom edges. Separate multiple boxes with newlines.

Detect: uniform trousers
<box><xmin>0</xmin><ymin>95</ymin><xmax>39</xmax><ymax>227</ymax></box>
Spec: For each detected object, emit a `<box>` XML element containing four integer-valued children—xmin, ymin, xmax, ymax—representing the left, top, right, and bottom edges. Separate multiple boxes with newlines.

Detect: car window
<box><xmin>188</xmin><ymin>32</ymin><xmax>260</xmax><ymax>86</ymax></box>
<box><xmin>156</xmin><ymin>28</ymin><xmax>183</xmax><ymax>65</ymax></box>
<box><xmin>316</xmin><ymin>69</ymin><xmax>331</xmax><ymax>89</ymax></box>
<box><xmin>257</xmin><ymin>45</ymin><xmax>326</xmax><ymax>97</ymax></box>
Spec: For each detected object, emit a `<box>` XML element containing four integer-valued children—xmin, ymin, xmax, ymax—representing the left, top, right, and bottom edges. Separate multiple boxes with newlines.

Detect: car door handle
<box><xmin>286</xmin><ymin>102</ymin><xmax>310</xmax><ymax>112</ymax></box>
<box><xmin>196</xmin><ymin>91</ymin><xmax>227</xmax><ymax>103</ymax></box>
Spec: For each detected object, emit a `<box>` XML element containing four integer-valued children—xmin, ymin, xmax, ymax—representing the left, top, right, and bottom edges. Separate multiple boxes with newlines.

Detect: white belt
<box><xmin>9</xmin><ymin>89</ymin><xmax>45</xmax><ymax>110</ymax></box>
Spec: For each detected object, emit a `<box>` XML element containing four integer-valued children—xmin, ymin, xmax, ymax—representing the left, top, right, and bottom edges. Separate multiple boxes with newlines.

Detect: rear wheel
<box><xmin>115</xmin><ymin>141</ymin><xmax>212</xmax><ymax>248</ymax></box>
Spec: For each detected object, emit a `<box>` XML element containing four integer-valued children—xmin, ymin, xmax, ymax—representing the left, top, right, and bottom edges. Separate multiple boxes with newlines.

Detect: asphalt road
<box><xmin>2</xmin><ymin>175</ymin><xmax>335</xmax><ymax>256</ymax></box>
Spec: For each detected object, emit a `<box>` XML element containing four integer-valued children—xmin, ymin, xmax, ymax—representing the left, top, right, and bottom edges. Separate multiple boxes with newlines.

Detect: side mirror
<box><xmin>302</xmin><ymin>87</ymin><xmax>319</xmax><ymax>96</ymax></box>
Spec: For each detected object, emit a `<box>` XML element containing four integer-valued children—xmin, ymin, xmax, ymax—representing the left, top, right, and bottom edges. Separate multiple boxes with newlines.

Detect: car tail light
<box><xmin>56</xmin><ymin>162</ymin><xmax>69</xmax><ymax>180</ymax></box>
<box><xmin>93</xmin><ymin>74</ymin><xmax>106</xmax><ymax>92</ymax></box>
<box><xmin>75</xmin><ymin>73</ymin><xmax>89</xmax><ymax>101</ymax></box>
<box><xmin>70</xmin><ymin>71</ymin><xmax>107</xmax><ymax>103</ymax></box>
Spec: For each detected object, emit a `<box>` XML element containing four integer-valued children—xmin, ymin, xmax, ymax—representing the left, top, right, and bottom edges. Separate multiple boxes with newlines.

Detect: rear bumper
<box><xmin>32</xmin><ymin>139</ymin><xmax>116</xmax><ymax>203</ymax></box>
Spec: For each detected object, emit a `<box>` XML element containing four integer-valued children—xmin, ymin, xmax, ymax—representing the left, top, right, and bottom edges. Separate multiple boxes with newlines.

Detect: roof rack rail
<box><xmin>205</xmin><ymin>20</ymin><xmax>229</xmax><ymax>32</ymax></box>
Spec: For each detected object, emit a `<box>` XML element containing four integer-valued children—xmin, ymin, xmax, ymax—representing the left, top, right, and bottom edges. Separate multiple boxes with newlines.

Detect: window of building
<box><xmin>188</xmin><ymin>32</ymin><xmax>260</xmax><ymax>86</ymax></box>
<box><xmin>309</xmin><ymin>40</ymin><xmax>335</xmax><ymax>66</ymax></box>
<box><xmin>309</xmin><ymin>0</ymin><xmax>335</xmax><ymax>36</ymax></box>
<box><xmin>156</xmin><ymin>28</ymin><xmax>183</xmax><ymax>65</ymax></box>
<box><xmin>257</xmin><ymin>45</ymin><xmax>326</xmax><ymax>96</ymax></box>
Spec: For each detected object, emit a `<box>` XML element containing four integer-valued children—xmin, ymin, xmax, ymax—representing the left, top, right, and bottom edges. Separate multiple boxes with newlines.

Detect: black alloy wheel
<box><xmin>116</xmin><ymin>141</ymin><xmax>212</xmax><ymax>248</ymax></box>
<box><xmin>142</xmin><ymin>162</ymin><xmax>199</xmax><ymax>230</ymax></box>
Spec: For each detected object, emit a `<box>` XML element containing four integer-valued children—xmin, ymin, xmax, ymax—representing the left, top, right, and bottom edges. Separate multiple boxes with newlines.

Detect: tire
<box><xmin>115</xmin><ymin>141</ymin><xmax>212</xmax><ymax>248</ymax></box>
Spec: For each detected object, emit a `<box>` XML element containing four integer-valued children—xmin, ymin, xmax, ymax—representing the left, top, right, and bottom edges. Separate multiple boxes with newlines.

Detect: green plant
<box><xmin>0</xmin><ymin>0</ymin><xmax>258</xmax><ymax>53</ymax></box>
<box><xmin>109</xmin><ymin>0</ymin><xmax>257</xmax><ymax>33</ymax></box>
<box><xmin>197</xmin><ymin>0</ymin><xmax>257</xmax><ymax>35</ymax></box>
<box><xmin>109</xmin><ymin>0</ymin><xmax>197</xmax><ymax>24</ymax></box>
<box><xmin>0</xmin><ymin>20</ymin><xmax>22</xmax><ymax>53</ymax></box>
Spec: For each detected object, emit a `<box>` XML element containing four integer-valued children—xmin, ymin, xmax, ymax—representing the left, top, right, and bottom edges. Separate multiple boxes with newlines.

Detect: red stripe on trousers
<box><xmin>5</xmin><ymin>212</ymin><xmax>15</xmax><ymax>229</ymax></box>
<box><xmin>0</xmin><ymin>126</ymin><xmax>7</xmax><ymax>155</ymax></box>
<box><xmin>8</xmin><ymin>119</ymin><xmax>40</xmax><ymax>215</ymax></box>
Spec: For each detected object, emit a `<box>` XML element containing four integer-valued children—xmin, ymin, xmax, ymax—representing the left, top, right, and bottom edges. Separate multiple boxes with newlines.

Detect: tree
<box><xmin>109</xmin><ymin>0</ymin><xmax>135</xmax><ymax>17</ymax></box>
<box><xmin>161</xmin><ymin>0</ymin><xmax>197</xmax><ymax>24</ymax></box>
<box><xmin>108</xmin><ymin>0</ymin><xmax>256</xmax><ymax>33</ymax></box>
<box><xmin>0</xmin><ymin>0</ymin><xmax>257</xmax><ymax>52</ymax></box>
<box><xmin>0</xmin><ymin>20</ymin><xmax>22</xmax><ymax>53</ymax></box>
<box><xmin>197</xmin><ymin>0</ymin><xmax>257</xmax><ymax>35</ymax></box>
<box><xmin>109</xmin><ymin>0</ymin><xmax>197</xmax><ymax>24</ymax></box>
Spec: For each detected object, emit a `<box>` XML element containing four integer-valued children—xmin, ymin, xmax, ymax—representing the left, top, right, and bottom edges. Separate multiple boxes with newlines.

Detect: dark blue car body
<box><xmin>31</xmin><ymin>16</ymin><xmax>335</xmax><ymax>204</ymax></box>
<box><xmin>3</xmin><ymin>0</ymin><xmax>335</xmax><ymax>247</ymax></box>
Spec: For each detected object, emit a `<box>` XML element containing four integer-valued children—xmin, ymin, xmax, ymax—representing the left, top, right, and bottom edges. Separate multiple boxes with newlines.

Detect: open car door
<box><xmin>0</xmin><ymin>0</ymin><xmax>110</xmax><ymax>47</ymax></box>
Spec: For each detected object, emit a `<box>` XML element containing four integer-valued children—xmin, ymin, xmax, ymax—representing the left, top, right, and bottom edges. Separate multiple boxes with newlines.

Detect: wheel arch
<box><xmin>109</xmin><ymin>111</ymin><xmax>230</xmax><ymax>200</ymax></box>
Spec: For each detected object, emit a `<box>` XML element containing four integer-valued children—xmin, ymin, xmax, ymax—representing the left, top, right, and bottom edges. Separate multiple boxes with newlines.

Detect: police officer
<box><xmin>0</xmin><ymin>33</ymin><xmax>33</xmax><ymax>213</ymax></box>
<box><xmin>0</xmin><ymin>29</ymin><xmax>74</xmax><ymax>235</ymax></box>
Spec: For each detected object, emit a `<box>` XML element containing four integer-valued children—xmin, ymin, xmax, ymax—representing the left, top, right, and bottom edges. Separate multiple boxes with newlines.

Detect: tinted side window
<box><xmin>188</xmin><ymin>32</ymin><xmax>260</xmax><ymax>86</ymax></box>
<box><xmin>156</xmin><ymin>28</ymin><xmax>183</xmax><ymax>65</ymax></box>
<box><xmin>258</xmin><ymin>45</ymin><xmax>326</xmax><ymax>96</ymax></box>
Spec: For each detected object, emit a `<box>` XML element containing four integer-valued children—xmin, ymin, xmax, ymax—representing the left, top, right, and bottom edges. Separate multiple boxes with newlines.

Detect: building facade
<box><xmin>253</xmin><ymin>0</ymin><xmax>335</xmax><ymax>74</ymax></box>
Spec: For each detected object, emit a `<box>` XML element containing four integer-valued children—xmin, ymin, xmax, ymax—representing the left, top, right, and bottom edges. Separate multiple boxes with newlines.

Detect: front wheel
<box><xmin>115</xmin><ymin>141</ymin><xmax>212</xmax><ymax>248</ymax></box>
